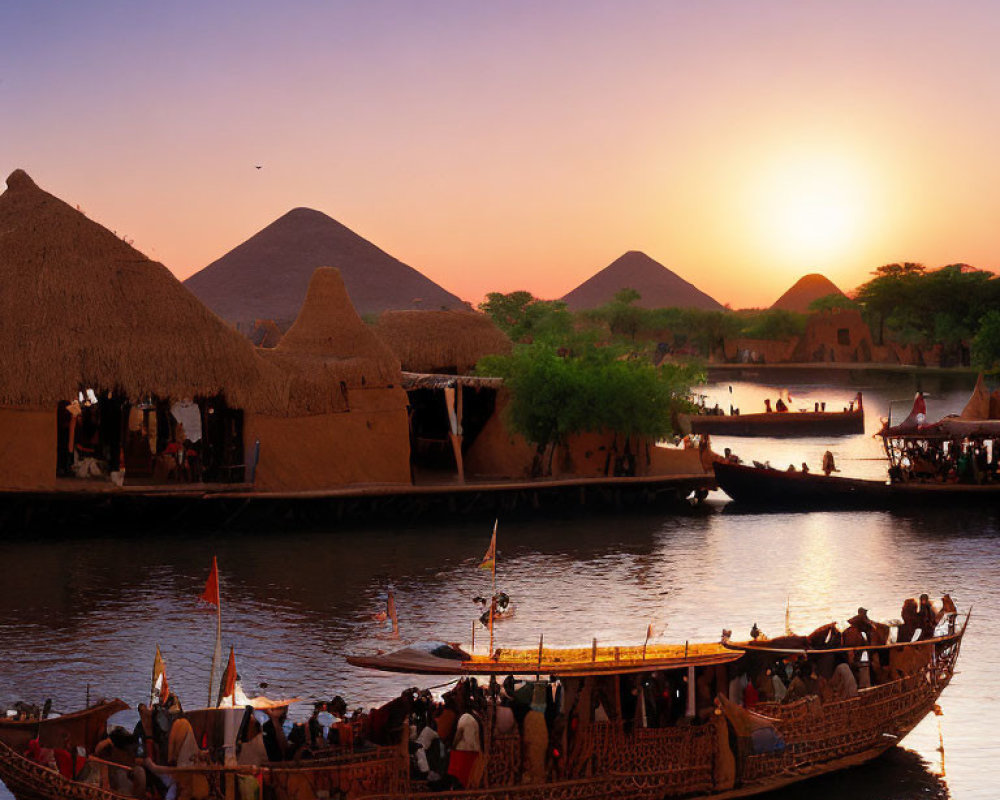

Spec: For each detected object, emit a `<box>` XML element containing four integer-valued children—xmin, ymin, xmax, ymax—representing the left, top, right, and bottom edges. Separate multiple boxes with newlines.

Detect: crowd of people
<box><xmin>893</xmin><ymin>438</ymin><xmax>1000</xmax><ymax>484</ymax></box>
<box><xmin>15</xmin><ymin>593</ymin><xmax>958</xmax><ymax>798</ymax></box>
<box><xmin>724</xmin><ymin>594</ymin><xmax>957</xmax><ymax>714</ymax></box>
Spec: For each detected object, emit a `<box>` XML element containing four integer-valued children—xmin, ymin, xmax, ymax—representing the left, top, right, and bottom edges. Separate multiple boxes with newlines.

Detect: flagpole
<box><xmin>206</xmin><ymin>558</ymin><xmax>222</xmax><ymax>708</ymax></box>
<box><xmin>489</xmin><ymin>521</ymin><xmax>497</xmax><ymax>656</ymax></box>
<box><xmin>150</xmin><ymin>645</ymin><xmax>157</xmax><ymax>707</ymax></box>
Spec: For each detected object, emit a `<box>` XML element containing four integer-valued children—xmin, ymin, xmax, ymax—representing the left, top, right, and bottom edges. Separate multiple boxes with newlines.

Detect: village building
<box><xmin>252</xmin><ymin>267</ymin><xmax>412</xmax><ymax>491</ymax></box>
<box><xmin>0</xmin><ymin>169</ymin><xmax>713</xmax><ymax>515</ymax></box>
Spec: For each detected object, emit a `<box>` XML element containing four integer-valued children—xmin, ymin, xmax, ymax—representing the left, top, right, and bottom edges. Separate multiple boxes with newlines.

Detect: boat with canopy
<box><xmin>715</xmin><ymin>376</ymin><xmax>1000</xmax><ymax>507</ymax></box>
<box><xmin>0</xmin><ymin>594</ymin><xmax>967</xmax><ymax>800</ymax></box>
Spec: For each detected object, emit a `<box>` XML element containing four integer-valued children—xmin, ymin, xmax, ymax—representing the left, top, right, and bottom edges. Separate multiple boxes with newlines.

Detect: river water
<box><xmin>1</xmin><ymin>370</ymin><xmax>996</xmax><ymax>800</ymax></box>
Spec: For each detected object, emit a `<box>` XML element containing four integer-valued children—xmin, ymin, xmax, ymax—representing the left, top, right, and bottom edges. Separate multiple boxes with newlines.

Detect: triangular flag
<box><xmin>152</xmin><ymin>645</ymin><xmax>169</xmax><ymax>705</ymax></box>
<box><xmin>217</xmin><ymin>645</ymin><xmax>237</xmax><ymax>707</ymax></box>
<box><xmin>479</xmin><ymin>521</ymin><xmax>497</xmax><ymax>571</ymax></box>
<box><xmin>200</xmin><ymin>556</ymin><xmax>220</xmax><ymax>606</ymax></box>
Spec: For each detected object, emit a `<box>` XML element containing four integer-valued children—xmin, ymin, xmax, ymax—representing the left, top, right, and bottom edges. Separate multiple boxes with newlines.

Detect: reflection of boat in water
<box><xmin>679</xmin><ymin>407</ymin><xmax>864</xmax><ymax>438</ymax></box>
<box><xmin>0</xmin><ymin>602</ymin><xmax>965</xmax><ymax>800</ymax></box>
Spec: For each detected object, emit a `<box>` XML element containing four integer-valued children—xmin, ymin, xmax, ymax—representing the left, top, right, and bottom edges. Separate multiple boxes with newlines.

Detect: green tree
<box><xmin>854</xmin><ymin>263</ymin><xmax>925</xmax><ymax>345</ymax></box>
<box><xmin>478</xmin><ymin>291</ymin><xmax>573</xmax><ymax>344</ymax></box>
<box><xmin>477</xmin><ymin>342</ymin><xmax>701</xmax><ymax>476</ymax></box>
<box><xmin>605</xmin><ymin>287</ymin><xmax>644</xmax><ymax>341</ymax></box>
<box><xmin>807</xmin><ymin>293</ymin><xmax>859</xmax><ymax>313</ymax></box>
<box><xmin>739</xmin><ymin>309</ymin><xmax>807</xmax><ymax>341</ymax></box>
<box><xmin>972</xmin><ymin>310</ymin><xmax>1000</xmax><ymax>373</ymax></box>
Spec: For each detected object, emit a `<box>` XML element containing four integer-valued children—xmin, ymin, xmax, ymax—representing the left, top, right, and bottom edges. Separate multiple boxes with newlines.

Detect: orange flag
<box><xmin>217</xmin><ymin>645</ymin><xmax>237</xmax><ymax>707</ymax></box>
<box><xmin>151</xmin><ymin>645</ymin><xmax>169</xmax><ymax>705</ymax></box>
<box><xmin>200</xmin><ymin>556</ymin><xmax>220</xmax><ymax>606</ymax></box>
<box><xmin>479</xmin><ymin>521</ymin><xmax>497</xmax><ymax>572</ymax></box>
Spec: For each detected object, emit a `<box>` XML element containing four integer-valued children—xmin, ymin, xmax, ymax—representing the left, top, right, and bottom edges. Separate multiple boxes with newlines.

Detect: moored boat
<box><xmin>715</xmin><ymin>378</ymin><xmax>1000</xmax><ymax>508</ymax></box>
<box><xmin>0</xmin><ymin>603</ymin><xmax>967</xmax><ymax>800</ymax></box>
<box><xmin>678</xmin><ymin>407</ymin><xmax>864</xmax><ymax>437</ymax></box>
<box><xmin>714</xmin><ymin>460</ymin><xmax>1000</xmax><ymax>508</ymax></box>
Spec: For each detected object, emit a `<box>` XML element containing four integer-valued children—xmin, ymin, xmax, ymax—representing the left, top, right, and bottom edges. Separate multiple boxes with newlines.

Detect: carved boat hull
<box><xmin>0</xmin><ymin>628</ymin><xmax>963</xmax><ymax>800</ymax></box>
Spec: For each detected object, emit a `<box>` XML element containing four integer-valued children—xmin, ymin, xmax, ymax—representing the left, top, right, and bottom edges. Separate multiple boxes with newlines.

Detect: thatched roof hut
<box><xmin>250</xmin><ymin>319</ymin><xmax>283</xmax><ymax>349</ymax></box>
<box><xmin>374</xmin><ymin>310</ymin><xmax>512</xmax><ymax>374</ymax></box>
<box><xmin>261</xmin><ymin>268</ymin><xmax>402</xmax><ymax>411</ymax></box>
<box><xmin>0</xmin><ymin>169</ymin><xmax>283</xmax><ymax>411</ymax></box>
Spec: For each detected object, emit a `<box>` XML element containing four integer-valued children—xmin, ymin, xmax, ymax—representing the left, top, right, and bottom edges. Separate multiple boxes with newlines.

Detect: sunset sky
<box><xmin>5</xmin><ymin>1</ymin><xmax>1000</xmax><ymax>308</ymax></box>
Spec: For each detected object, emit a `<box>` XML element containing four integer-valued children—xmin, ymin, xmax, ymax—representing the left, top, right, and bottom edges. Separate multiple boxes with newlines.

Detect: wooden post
<box><xmin>686</xmin><ymin>666</ymin><xmax>696</xmax><ymax>717</ymax></box>
<box><xmin>449</xmin><ymin>433</ymin><xmax>465</xmax><ymax>483</ymax></box>
<box><xmin>591</xmin><ymin>638</ymin><xmax>597</xmax><ymax>663</ymax></box>
<box><xmin>537</xmin><ymin>634</ymin><xmax>544</xmax><ymax>672</ymax></box>
<box><xmin>472</xmin><ymin>620</ymin><xmax>476</xmax><ymax>654</ymax></box>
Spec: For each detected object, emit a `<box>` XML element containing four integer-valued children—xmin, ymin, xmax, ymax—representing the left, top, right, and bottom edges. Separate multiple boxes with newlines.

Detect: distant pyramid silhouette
<box><xmin>184</xmin><ymin>208</ymin><xmax>465</xmax><ymax>326</ymax></box>
<box><xmin>560</xmin><ymin>251</ymin><xmax>724</xmax><ymax>311</ymax></box>
<box><xmin>771</xmin><ymin>273</ymin><xmax>846</xmax><ymax>313</ymax></box>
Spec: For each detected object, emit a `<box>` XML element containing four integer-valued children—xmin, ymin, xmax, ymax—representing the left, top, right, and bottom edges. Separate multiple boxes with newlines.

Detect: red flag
<box><xmin>218</xmin><ymin>645</ymin><xmax>237</xmax><ymax>707</ymax></box>
<box><xmin>200</xmin><ymin>556</ymin><xmax>220</xmax><ymax>606</ymax></box>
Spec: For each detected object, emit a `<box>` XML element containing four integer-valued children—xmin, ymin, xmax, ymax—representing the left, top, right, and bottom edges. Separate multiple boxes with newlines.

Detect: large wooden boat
<box><xmin>0</xmin><ymin>610</ymin><xmax>967</xmax><ymax>800</ymax></box>
<box><xmin>712</xmin><ymin>461</ymin><xmax>1000</xmax><ymax>508</ymax></box>
<box><xmin>678</xmin><ymin>407</ymin><xmax>864</xmax><ymax>438</ymax></box>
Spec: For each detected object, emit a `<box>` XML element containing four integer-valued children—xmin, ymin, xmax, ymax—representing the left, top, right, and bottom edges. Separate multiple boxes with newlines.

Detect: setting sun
<box><xmin>749</xmin><ymin>150</ymin><xmax>875</xmax><ymax>270</ymax></box>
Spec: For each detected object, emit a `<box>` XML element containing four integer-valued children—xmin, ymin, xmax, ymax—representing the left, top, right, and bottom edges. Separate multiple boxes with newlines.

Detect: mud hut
<box><xmin>252</xmin><ymin>268</ymin><xmax>411</xmax><ymax>490</ymax></box>
<box><xmin>373</xmin><ymin>310</ymin><xmax>511</xmax><ymax>374</ymax></box>
<box><xmin>792</xmin><ymin>309</ymin><xmax>875</xmax><ymax>363</ymax></box>
<box><xmin>0</xmin><ymin>169</ymin><xmax>287</xmax><ymax>490</ymax></box>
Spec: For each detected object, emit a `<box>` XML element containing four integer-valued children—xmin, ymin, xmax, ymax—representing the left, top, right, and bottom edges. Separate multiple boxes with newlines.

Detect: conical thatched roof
<box><xmin>374</xmin><ymin>310</ymin><xmax>512</xmax><ymax>374</ymax></box>
<box><xmin>250</xmin><ymin>319</ymin><xmax>283</xmax><ymax>349</ymax></box>
<box><xmin>264</xmin><ymin>268</ymin><xmax>401</xmax><ymax>392</ymax></box>
<box><xmin>0</xmin><ymin>169</ymin><xmax>284</xmax><ymax>410</ymax></box>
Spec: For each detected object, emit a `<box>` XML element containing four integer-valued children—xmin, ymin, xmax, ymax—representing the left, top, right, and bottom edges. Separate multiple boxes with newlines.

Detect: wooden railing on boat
<box><xmin>0</xmin><ymin>632</ymin><xmax>964</xmax><ymax>800</ymax></box>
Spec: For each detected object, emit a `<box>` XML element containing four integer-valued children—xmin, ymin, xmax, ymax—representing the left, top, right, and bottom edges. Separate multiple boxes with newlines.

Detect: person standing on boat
<box><xmin>822</xmin><ymin>451</ymin><xmax>838</xmax><ymax>476</ymax></box>
<box><xmin>522</xmin><ymin>683</ymin><xmax>549</xmax><ymax>785</ymax></box>
<box><xmin>916</xmin><ymin>593</ymin><xmax>944</xmax><ymax>639</ymax></box>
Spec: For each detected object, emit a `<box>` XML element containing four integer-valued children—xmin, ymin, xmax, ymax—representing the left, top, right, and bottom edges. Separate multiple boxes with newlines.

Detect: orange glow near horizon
<box><xmin>5</xmin><ymin>3</ymin><xmax>1000</xmax><ymax>310</ymax></box>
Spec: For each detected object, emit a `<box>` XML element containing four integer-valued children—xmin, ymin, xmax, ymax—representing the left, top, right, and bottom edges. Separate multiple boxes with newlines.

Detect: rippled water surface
<box><xmin>1</xmin><ymin>371</ymin><xmax>996</xmax><ymax>799</ymax></box>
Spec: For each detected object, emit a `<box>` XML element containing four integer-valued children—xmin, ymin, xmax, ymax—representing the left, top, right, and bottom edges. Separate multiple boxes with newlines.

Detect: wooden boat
<box><xmin>0</xmin><ymin>608</ymin><xmax>966</xmax><ymax>800</ymax></box>
<box><xmin>678</xmin><ymin>407</ymin><xmax>864</xmax><ymax>437</ymax></box>
<box><xmin>0</xmin><ymin>699</ymin><xmax>127</xmax><ymax>754</ymax></box>
<box><xmin>713</xmin><ymin>460</ymin><xmax>1000</xmax><ymax>508</ymax></box>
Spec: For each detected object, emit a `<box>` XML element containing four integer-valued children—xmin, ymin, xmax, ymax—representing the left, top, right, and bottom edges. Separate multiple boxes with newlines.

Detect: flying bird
<box><xmin>254</xmin><ymin>165</ymin><xmax>262</xmax><ymax>170</ymax></box>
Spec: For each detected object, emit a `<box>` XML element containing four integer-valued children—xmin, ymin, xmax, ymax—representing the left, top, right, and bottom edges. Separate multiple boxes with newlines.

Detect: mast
<box><xmin>208</xmin><ymin>595</ymin><xmax>222</xmax><ymax>707</ymax></box>
<box><xmin>200</xmin><ymin>556</ymin><xmax>223</xmax><ymax>708</ymax></box>
<box><xmin>489</xmin><ymin>536</ymin><xmax>496</xmax><ymax>656</ymax></box>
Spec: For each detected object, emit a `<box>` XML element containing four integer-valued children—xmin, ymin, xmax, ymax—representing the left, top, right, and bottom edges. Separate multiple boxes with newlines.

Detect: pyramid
<box><xmin>560</xmin><ymin>251</ymin><xmax>724</xmax><ymax>311</ymax></box>
<box><xmin>771</xmin><ymin>274</ymin><xmax>847</xmax><ymax>313</ymax></box>
<box><xmin>184</xmin><ymin>208</ymin><xmax>465</xmax><ymax>326</ymax></box>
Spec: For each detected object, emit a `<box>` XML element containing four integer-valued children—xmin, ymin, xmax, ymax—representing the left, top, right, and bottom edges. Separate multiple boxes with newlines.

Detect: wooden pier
<box><xmin>0</xmin><ymin>473</ymin><xmax>715</xmax><ymax>532</ymax></box>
